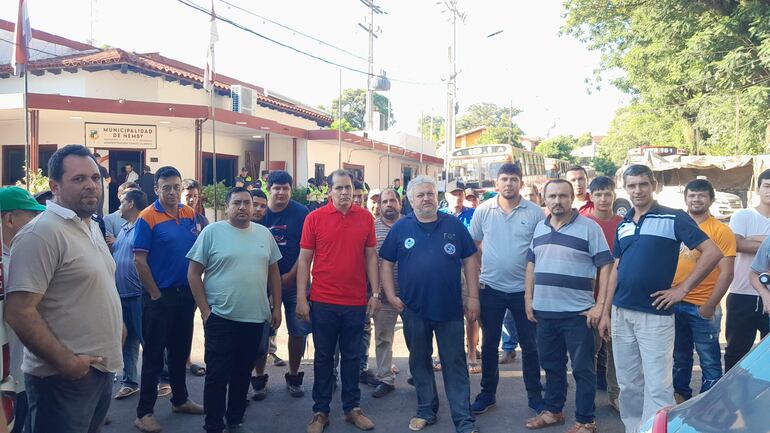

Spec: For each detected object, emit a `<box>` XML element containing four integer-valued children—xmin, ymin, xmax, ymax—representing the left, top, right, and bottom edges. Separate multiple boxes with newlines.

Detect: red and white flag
<box><xmin>13</xmin><ymin>0</ymin><xmax>32</xmax><ymax>77</ymax></box>
<box><xmin>203</xmin><ymin>1</ymin><xmax>218</xmax><ymax>92</ymax></box>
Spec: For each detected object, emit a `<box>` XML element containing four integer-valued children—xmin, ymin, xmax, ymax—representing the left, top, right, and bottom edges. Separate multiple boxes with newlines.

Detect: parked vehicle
<box><xmin>639</xmin><ymin>335</ymin><xmax>770</xmax><ymax>433</ymax></box>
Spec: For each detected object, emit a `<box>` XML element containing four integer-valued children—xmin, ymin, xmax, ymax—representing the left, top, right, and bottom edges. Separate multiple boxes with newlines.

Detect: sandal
<box><xmin>158</xmin><ymin>383</ymin><xmax>172</xmax><ymax>397</ymax></box>
<box><xmin>468</xmin><ymin>362</ymin><xmax>481</xmax><ymax>374</ymax></box>
<box><xmin>114</xmin><ymin>386</ymin><xmax>139</xmax><ymax>400</ymax></box>
<box><xmin>525</xmin><ymin>411</ymin><xmax>565</xmax><ymax>429</ymax></box>
<box><xmin>190</xmin><ymin>363</ymin><xmax>206</xmax><ymax>376</ymax></box>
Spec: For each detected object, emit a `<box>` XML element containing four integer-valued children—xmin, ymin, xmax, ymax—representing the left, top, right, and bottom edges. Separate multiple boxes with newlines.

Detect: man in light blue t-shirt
<box><xmin>187</xmin><ymin>187</ymin><xmax>282</xmax><ymax>433</ymax></box>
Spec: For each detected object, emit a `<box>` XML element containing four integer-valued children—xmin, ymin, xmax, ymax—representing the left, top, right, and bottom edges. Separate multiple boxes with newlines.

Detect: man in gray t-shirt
<box><xmin>6</xmin><ymin>145</ymin><xmax>123</xmax><ymax>433</ymax></box>
<box><xmin>468</xmin><ymin>162</ymin><xmax>546</xmax><ymax>415</ymax></box>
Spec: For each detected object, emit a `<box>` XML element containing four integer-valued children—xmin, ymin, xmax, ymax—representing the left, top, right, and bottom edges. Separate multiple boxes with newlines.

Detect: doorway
<box><xmin>402</xmin><ymin>166</ymin><xmax>414</xmax><ymax>186</ymax></box>
<box><xmin>106</xmin><ymin>150</ymin><xmax>145</xmax><ymax>213</ymax></box>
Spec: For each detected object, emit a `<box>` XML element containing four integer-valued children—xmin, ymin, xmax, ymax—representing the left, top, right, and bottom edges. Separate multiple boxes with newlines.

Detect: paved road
<box><xmin>102</xmin><ymin>314</ymin><xmax>709</xmax><ymax>433</ymax></box>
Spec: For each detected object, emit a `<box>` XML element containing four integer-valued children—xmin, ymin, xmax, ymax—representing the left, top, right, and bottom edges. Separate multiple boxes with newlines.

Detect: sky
<box><xmin>0</xmin><ymin>0</ymin><xmax>630</xmax><ymax>138</ymax></box>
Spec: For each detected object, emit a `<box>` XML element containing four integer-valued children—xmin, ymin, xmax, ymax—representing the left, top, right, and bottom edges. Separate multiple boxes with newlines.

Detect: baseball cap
<box><xmin>446</xmin><ymin>180</ymin><xmax>465</xmax><ymax>193</ymax></box>
<box><xmin>368</xmin><ymin>188</ymin><xmax>382</xmax><ymax>198</ymax></box>
<box><xmin>0</xmin><ymin>187</ymin><xmax>47</xmax><ymax>212</ymax></box>
<box><xmin>464</xmin><ymin>188</ymin><xmax>477</xmax><ymax>198</ymax></box>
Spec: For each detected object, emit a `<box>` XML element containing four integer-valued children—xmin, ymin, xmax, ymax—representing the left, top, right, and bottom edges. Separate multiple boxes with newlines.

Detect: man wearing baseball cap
<box><xmin>0</xmin><ymin>186</ymin><xmax>46</xmax><ymax>433</ymax></box>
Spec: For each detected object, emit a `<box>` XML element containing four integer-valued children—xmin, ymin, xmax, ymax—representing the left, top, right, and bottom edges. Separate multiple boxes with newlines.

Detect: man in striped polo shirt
<box><xmin>524</xmin><ymin>179</ymin><xmax>613</xmax><ymax>433</ymax></box>
<box><xmin>599</xmin><ymin>165</ymin><xmax>722</xmax><ymax>433</ymax></box>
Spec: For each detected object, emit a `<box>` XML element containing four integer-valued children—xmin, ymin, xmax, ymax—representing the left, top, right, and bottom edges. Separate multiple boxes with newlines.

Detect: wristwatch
<box><xmin>373</xmin><ymin>292</ymin><xmax>384</xmax><ymax>300</ymax></box>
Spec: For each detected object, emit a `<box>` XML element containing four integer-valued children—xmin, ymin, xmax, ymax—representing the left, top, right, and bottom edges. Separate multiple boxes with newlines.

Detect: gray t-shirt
<box><xmin>103</xmin><ymin>209</ymin><xmax>126</xmax><ymax>237</ymax></box>
<box><xmin>751</xmin><ymin>236</ymin><xmax>770</xmax><ymax>276</ymax></box>
<box><xmin>470</xmin><ymin>197</ymin><xmax>545</xmax><ymax>293</ymax></box>
<box><xmin>7</xmin><ymin>201</ymin><xmax>123</xmax><ymax>376</ymax></box>
<box><xmin>2</xmin><ymin>245</ymin><xmax>24</xmax><ymax>392</ymax></box>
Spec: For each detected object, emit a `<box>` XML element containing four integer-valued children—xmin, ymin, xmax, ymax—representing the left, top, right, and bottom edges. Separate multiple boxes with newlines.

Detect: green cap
<box><xmin>0</xmin><ymin>187</ymin><xmax>47</xmax><ymax>213</ymax></box>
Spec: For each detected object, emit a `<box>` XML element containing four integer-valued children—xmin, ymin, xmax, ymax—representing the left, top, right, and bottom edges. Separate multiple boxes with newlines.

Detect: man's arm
<box><xmin>699</xmin><ymin>256</ymin><xmax>735</xmax><ymax>318</ymax></box>
<box><xmin>583</xmin><ymin>263</ymin><xmax>611</xmax><ymax>328</ymax></box>
<box><xmin>750</xmin><ymin>271</ymin><xmax>770</xmax><ymax>314</ymax></box>
<box><xmin>5</xmin><ymin>292</ymin><xmax>102</xmax><ymax>380</ymax></box>
<box><xmin>268</xmin><ymin>263</ymin><xmax>283</xmax><ymax>329</ymax></box>
<box><xmin>187</xmin><ymin>260</ymin><xmax>210</xmax><ymax>322</ymax></box>
<box><xmin>295</xmin><ymin>248</ymin><xmax>314</xmax><ymax>321</ymax></box>
<box><xmin>524</xmin><ymin>261</ymin><xmax>536</xmax><ymax>323</ymax></box>
<box><xmin>598</xmin><ymin>259</ymin><xmax>619</xmax><ymax>341</ymax></box>
<box><xmin>135</xmin><ymin>251</ymin><xmax>161</xmax><ymax>300</ymax></box>
<box><xmin>365</xmin><ymin>246</ymin><xmax>381</xmax><ymax>316</ymax></box>
<box><xmin>652</xmin><ymin>239</ymin><xmax>724</xmax><ymax>309</ymax></box>
<box><xmin>280</xmin><ymin>261</ymin><xmax>299</xmax><ymax>288</ymax></box>
<box><xmin>380</xmin><ymin>259</ymin><xmax>404</xmax><ymax>311</ymax></box>
<box><xmin>462</xmin><ymin>252</ymin><xmax>480</xmax><ymax>322</ymax></box>
<box><xmin>736</xmin><ymin>234</ymin><xmax>765</xmax><ymax>254</ymax></box>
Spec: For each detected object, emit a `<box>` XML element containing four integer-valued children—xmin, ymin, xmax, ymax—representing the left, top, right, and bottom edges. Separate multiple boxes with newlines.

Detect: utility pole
<box><xmin>735</xmin><ymin>93</ymin><xmax>741</xmax><ymax>155</ymax></box>
<box><xmin>439</xmin><ymin>0</ymin><xmax>465</xmax><ymax>181</ymax></box>
<box><xmin>359</xmin><ymin>0</ymin><xmax>385</xmax><ymax>132</ymax></box>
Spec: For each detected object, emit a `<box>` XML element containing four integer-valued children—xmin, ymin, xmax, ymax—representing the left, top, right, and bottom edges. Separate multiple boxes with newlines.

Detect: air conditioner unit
<box><xmin>231</xmin><ymin>85</ymin><xmax>255</xmax><ymax>115</ymax></box>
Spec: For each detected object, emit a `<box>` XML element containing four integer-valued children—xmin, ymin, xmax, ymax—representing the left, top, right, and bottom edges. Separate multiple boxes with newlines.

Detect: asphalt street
<box><xmin>102</xmin><ymin>314</ymin><xmax>709</xmax><ymax>433</ymax></box>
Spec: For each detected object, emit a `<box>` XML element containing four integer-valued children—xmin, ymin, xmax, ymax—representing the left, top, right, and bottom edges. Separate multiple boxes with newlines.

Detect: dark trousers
<box><xmin>360</xmin><ymin>315</ymin><xmax>372</xmax><ymax>372</ymax></box>
<box><xmin>12</xmin><ymin>390</ymin><xmax>30</xmax><ymax>433</ymax></box>
<box><xmin>137</xmin><ymin>288</ymin><xmax>196</xmax><ymax>417</ymax></box>
<box><xmin>311</xmin><ymin>302</ymin><xmax>366</xmax><ymax>414</ymax></box>
<box><xmin>25</xmin><ymin>369</ymin><xmax>114</xmax><ymax>433</ymax></box>
<box><xmin>724</xmin><ymin>293</ymin><xmax>769</xmax><ymax>372</ymax></box>
<box><xmin>479</xmin><ymin>287</ymin><xmax>544</xmax><ymax>403</ymax></box>
<box><xmin>203</xmin><ymin>314</ymin><xmax>263</xmax><ymax>432</ymax></box>
<box><xmin>402</xmin><ymin>308</ymin><xmax>476</xmax><ymax>433</ymax></box>
<box><xmin>537</xmin><ymin>315</ymin><xmax>596</xmax><ymax>424</ymax></box>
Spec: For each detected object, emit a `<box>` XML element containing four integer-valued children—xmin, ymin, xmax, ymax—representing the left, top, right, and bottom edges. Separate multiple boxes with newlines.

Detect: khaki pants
<box><xmin>594</xmin><ymin>329</ymin><xmax>619</xmax><ymax>401</ymax></box>
<box><xmin>373</xmin><ymin>303</ymin><xmax>401</xmax><ymax>386</ymax></box>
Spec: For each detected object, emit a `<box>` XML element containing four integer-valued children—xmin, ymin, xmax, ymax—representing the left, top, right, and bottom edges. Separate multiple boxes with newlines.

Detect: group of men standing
<box><xmin>2</xmin><ymin>143</ymin><xmax>769</xmax><ymax>433</ymax></box>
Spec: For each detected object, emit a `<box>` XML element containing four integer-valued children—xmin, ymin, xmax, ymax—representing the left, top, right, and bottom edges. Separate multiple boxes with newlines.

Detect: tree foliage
<box><xmin>601</xmin><ymin>102</ymin><xmax>690</xmax><ymax>163</ymax></box>
<box><xmin>417</xmin><ymin>114</ymin><xmax>445</xmax><ymax>147</ymax></box>
<box><xmin>562</xmin><ymin>0</ymin><xmax>770</xmax><ymax>156</ymax></box>
<box><xmin>455</xmin><ymin>103</ymin><xmax>523</xmax><ymax>146</ymax></box>
<box><xmin>536</xmin><ymin>135</ymin><xmax>578</xmax><ymax>161</ymax></box>
<box><xmin>321</xmin><ymin>88</ymin><xmax>394</xmax><ymax>131</ymax></box>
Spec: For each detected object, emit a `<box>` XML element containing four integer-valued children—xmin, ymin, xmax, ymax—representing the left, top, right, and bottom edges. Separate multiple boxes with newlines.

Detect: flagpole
<box><xmin>211</xmin><ymin>77</ymin><xmax>217</xmax><ymax>221</ymax></box>
<box><xmin>338</xmin><ymin>69</ymin><xmax>342</xmax><ymax>169</ymax></box>
<box><xmin>23</xmin><ymin>71</ymin><xmax>30</xmax><ymax>190</ymax></box>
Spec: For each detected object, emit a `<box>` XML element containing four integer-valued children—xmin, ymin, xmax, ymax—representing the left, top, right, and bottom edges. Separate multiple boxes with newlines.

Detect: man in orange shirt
<box><xmin>671</xmin><ymin>179</ymin><xmax>736</xmax><ymax>403</ymax></box>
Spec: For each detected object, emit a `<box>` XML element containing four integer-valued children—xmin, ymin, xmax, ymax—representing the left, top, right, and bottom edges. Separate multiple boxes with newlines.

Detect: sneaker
<box><xmin>269</xmin><ymin>353</ymin><xmax>287</xmax><ymax>367</ymax></box>
<box><xmin>134</xmin><ymin>414</ymin><xmax>162</xmax><ymax>433</ymax></box>
<box><xmin>157</xmin><ymin>383</ymin><xmax>171</xmax><ymax>397</ymax></box>
<box><xmin>372</xmin><ymin>382</ymin><xmax>394</xmax><ymax>398</ymax></box>
<box><xmin>171</xmin><ymin>399</ymin><xmax>204</xmax><ymax>414</ymax></box>
<box><xmin>408</xmin><ymin>417</ymin><xmax>432</xmax><ymax>431</ymax></box>
<box><xmin>307</xmin><ymin>412</ymin><xmax>329</xmax><ymax>433</ymax></box>
<box><xmin>471</xmin><ymin>392</ymin><xmax>496</xmax><ymax>414</ymax></box>
<box><xmin>251</xmin><ymin>374</ymin><xmax>268</xmax><ymax>401</ymax></box>
<box><xmin>344</xmin><ymin>408</ymin><xmax>375</xmax><ymax>431</ymax></box>
<box><xmin>498</xmin><ymin>351</ymin><xmax>517</xmax><ymax>364</ymax></box>
<box><xmin>227</xmin><ymin>424</ymin><xmax>256</xmax><ymax>433</ymax></box>
<box><xmin>407</xmin><ymin>376</ymin><xmax>415</xmax><ymax>386</ymax></box>
<box><xmin>285</xmin><ymin>372</ymin><xmax>305</xmax><ymax>398</ymax></box>
<box><xmin>115</xmin><ymin>386</ymin><xmax>139</xmax><ymax>400</ymax></box>
<box><xmin>566</xmin><ymin>421</ymin><xmax>598</xmax><ymax>433</ymax></box>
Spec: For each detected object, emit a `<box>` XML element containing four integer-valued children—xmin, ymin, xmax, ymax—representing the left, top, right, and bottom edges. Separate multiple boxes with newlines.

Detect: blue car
<box><xmin>640</xmin><ymin>335</ymin><xmax>770</xmax><ymax>433</ymax></box>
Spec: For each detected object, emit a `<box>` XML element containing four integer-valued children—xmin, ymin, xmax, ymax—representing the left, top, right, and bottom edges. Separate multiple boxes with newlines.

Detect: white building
<box><xmin>0</xmin><ymin>19</ymin><xmax>442</xmax><ymax>210</ymax></box>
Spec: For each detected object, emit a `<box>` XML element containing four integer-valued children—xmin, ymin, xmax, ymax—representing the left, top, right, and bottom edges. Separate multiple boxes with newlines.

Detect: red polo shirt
<box><xmin>300</xmin><ymin>201</ymin><xmax>376</xmax><ymax>306</ymax></box>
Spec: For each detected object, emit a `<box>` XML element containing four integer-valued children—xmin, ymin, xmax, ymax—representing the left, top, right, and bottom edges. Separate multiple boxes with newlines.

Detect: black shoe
<box><xmin>285</xmin><ymin>372</ymin><xmax>305</xmax><ymax>398</ymax></box>
<box><xmin>250</xmin><ymin>374</ymin><xmax>268</xmax><ymax>401</ymax></box>
<box><xmin>407</xmin><ymin>377</ymin><xmax>415</xmax><ymax>386</ymax></box>
<box><xmin>372</xmin><ymin>383</ymin><xmax>394</xmax><ymax>398</ymax></box>
<box><xmin>359</xmin><ymin>370</ymin><xmax>380</xmax><ymax>387</ymax></box>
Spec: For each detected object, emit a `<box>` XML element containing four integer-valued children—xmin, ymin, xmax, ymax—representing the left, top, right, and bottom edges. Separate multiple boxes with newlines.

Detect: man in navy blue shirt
<box><xmin>252</xmin><ymin>171</ymin><xmax>311</xmax><ymax>399</ymax></box>
<box><xmin>599</xmin><ymin>165</ymin><xmax>722</xmax><ymax>433</ymax></box>
<box><xmin>380</xmin><ymin>175</ymin><xmax>480</xmax><ymax>433</ymax></box>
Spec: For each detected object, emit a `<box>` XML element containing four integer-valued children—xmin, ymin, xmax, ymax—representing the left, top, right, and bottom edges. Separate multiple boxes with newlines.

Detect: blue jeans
<box><xmin>360</xmin><ymin>315</ymin><xmax>372</xmax><ymax>372</ymax></box>
<box><xmin>402</xmin><ymin>308</ymin><xmax>476</xmax><ymax>433</ymax></box>
<box><xmin>26</xmin><ymin>368</ymin><xmax>114</xmax><ymax>433</ymax></box>
<box><xmin>501</xmin><ymin>309</ymin><xmax>519</xmax><ymax>352</ymax></box>
<box><xmin>310</xmin><ymin>302</ymin><xmax>366</xmax><ymax>414</ymax></box>
<box><xmin>121</xmin><ymin>296</ymin><xmax>143</xmax><ymax>389</ymax></box>
<box><xmin>537</xmin><ymin>314</ymin><xmax>596</xmax><ymax>424</ymax></box>
<box><xmin>479</xmin><ymin>287</ymin><xmax>543</xmax><ymax>403</ymax></box>
<box><xmin>673</xmin><ymin>302</ymin><xmax>723</xmax><ymax>399</ymax></box>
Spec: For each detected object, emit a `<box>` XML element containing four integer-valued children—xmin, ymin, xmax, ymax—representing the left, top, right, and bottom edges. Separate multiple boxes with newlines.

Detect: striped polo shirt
<box><xmin>527</xmin><ymin>211</ymin><xmax>613</xmax><ymax>318</ymax></box>
<box><xmin>613</xmin><ymin>202</ymin><xmax>708</xmax><ymax>315</ymax></box>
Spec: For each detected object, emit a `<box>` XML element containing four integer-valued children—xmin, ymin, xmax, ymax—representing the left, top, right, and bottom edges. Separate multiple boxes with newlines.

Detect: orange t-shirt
<box><xmin>672</xmin><ymin>216</ymin><xmax>736</xmax><ymax>305</ymax></box>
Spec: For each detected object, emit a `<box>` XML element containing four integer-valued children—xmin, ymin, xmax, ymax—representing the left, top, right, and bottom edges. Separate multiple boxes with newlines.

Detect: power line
<box><xmin>176</xmin><ymin>0</ymin><xmax>442</xmax><ymax>87</ymax></box>
<box><xmin>216</xmin><ymin>0</ymin><xmax>368</xmax><ymax>62</ymax></box>
<box><xmin>0</xmin><ymin>37</ymin><xmax>66</xmax><ymax>59</ymax></box>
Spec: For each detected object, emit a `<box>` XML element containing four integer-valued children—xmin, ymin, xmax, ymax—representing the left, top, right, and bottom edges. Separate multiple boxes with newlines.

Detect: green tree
<box><xmin>321</xmin><ymin>89</ymin><xmax>394</xmax><ymax>131</ymax></box>
<box><xmin>330</xmin><ymin>118</ymin><xmax>354</xmax><ymax>132</ymax></box>
<box><xmin>563</xmin><ymin>0</ymin><xmax>770</xmax><ymax>155</ymax></box>
<box><xmin>456</xmin><ymin>102</ymin><xmax>523</xmax><ymax>145</ymax></box>
<box><xmin>536</xmin><ymin>135</ymin><xmax>578</xmax><ymax>161</ymax></box>
<box><xmin>592</xmin><ymin>155</ymin><xmax>619</xmax><ymax>177</ymax></box>
<box><xmin>601</xmin><ymin>102</ymin><xmax>689</xmax><ymax>163</ymax></box>
<box><xmin>417</xmin><ymin>114</ymin><xmax>445</xmax><ymax>146</ymax></box>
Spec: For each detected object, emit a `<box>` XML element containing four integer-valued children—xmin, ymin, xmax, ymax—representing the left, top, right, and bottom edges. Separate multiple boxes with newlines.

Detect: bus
<box><xmin>448</xmin><ymin>144</ymin><xmax>564</xmax><ymax>190</ymax></box>
<box><xmin>627</xmin><ymin>146</ymin><xmax>688</xmax><ymax>163</ymax></box>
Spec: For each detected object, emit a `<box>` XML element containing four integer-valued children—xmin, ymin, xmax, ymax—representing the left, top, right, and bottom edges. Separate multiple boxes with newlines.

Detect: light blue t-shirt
<box><xmin>186</xmin><ymin>221</ymin><xmax>282</xmax><ymax>323</ymax></box>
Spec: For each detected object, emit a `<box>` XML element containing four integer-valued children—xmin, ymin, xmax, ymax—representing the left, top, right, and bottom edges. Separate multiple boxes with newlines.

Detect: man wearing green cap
<box><xmin>0</xmin><ymin>186</ymin><xmax>45</xmax><ymax>433</ymax></box>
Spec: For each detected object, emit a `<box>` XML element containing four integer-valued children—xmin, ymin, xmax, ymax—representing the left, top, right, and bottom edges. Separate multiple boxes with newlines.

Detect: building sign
<box><xmin>85</xmin><ymin>123</ymin><xmax>157</xmax><ymax>149</ymax></box>
<box><xmin>451</xmin><ymin>145</ymin><xmax>508</xmax><ymax>157</ymax></box>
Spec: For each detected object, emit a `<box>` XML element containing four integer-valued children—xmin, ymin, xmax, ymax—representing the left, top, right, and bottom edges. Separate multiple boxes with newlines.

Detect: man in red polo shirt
<box><xmin>296</xmin><ymin>169</ymin><xmax>381</xmax><ymax>433</ymax></box>
<box><xmin>566</xmin><ymin>166</ymin><xmax>594</xmax><ymax>216</ymax></box>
